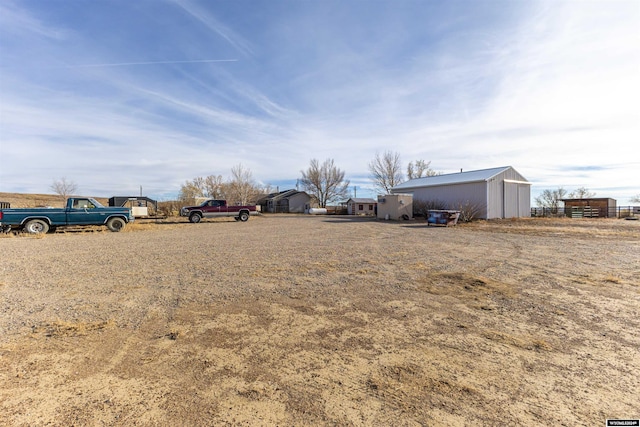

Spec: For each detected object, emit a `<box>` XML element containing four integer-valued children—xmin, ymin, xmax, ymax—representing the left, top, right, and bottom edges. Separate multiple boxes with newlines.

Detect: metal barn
<box><xmin>391</xmin><ymin>166</ymin><xmax>531</xmax><ymax>219</ymax></box>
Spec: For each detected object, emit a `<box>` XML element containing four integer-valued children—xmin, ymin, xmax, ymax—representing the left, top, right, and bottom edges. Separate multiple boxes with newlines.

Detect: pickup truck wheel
<box><xmin>238</xmin><ymin>212</ymin><xmax>250</xmax><ymax>222</ymax></box>
<box><xmin>24</xmin><ymin>219</ymin><xmax>49</xmax><ymax>234</ymax></box>
<box><xmin>107</xmin><ymin>217</ymin><xmax>126</xmax><ymax>232</ymax></box>
<box><xmin>189</xmin><ymin>213</ymin><xmax>202</xmax><ymax>223</ymax></box>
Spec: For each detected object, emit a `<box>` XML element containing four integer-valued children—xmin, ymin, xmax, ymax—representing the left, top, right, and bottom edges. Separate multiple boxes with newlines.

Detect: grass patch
<box><xmin>32</xmin><ymin>319</ymin><xmax>116</xmax><ymax>337</ymax></box>
<box><xmin>416</xmin><ymin>272</ymin><xmax>516</xmax><ymax>300</ymax></box>
<box><xmin>123</xmin><ymin>222</ymin><xmax>160</xmax><ymax>232</ymax></box>
<box><xmin>482</xmin><ymin>329</ymin><xmax>553</xmax><ymax>351</ymax></box>
<box><xmin>532</xmin><ymin>339</ymin><xmax>553</xmax><ymax>351</ymax></box>
<box><xmin>0</xmin><ymin>231</ymin><xmax>47</xmax><ymax>239</ymax></box>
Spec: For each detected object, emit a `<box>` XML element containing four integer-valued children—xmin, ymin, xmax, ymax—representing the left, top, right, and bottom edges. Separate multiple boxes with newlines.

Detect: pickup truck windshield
<box><xmin>72</xmin><ymin>198</ymin><xmax>104</xmax><ymax>209</ymax></box>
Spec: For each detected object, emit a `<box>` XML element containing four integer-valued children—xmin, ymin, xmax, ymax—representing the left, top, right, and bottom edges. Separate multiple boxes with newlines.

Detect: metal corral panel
<box><xmin>561</xmin><ymin>198</ymin><xmax>617</xmax><ymax>218</ymax></box>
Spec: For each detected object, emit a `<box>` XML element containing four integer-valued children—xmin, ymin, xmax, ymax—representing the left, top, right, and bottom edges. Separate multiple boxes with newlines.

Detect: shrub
<box><xmin>157</xmin><ymin>200</ymin><xmax>183</xmax><ymax>217</ymax></box>
<box><xmin>454</xmin><ymin>200</ymin><xmax>482</xmax><ymax>223</ymax></box>
<box><xmin>413</xmin><ymin>199</ymin><xmax>447</xmax><ymax>217</ymax></box>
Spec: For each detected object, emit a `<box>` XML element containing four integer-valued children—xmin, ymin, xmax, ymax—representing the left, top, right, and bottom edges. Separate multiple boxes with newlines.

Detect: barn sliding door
<box><xmin>504</xmin><ymin>181</ymin><xmax>529</xmax><ymax>218</ymax></box>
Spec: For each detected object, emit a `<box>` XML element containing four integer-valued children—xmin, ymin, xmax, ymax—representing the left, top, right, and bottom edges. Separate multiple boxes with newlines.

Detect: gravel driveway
<box><xmin>1</xmin><ymin>215</ymin><xmax>638</xmax><ymax>426</ymax></box>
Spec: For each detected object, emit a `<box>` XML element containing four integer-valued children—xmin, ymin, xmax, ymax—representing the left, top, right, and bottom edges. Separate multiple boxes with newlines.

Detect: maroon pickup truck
<box><xmin>180</xmin><ymin>199</ymin><xmax>259</xmax><ymax>223</ymax></box>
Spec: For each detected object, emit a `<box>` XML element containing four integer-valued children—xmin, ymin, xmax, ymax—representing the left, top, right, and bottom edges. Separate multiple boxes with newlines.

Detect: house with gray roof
<box><xmin>391</xmin><ymin>166</ymin><xmax>531</xmax><ymax>219</ymax></box>
<box><xmin>256</xmin><ymin>189</ymin><xmax>313</xmax><ymax>213</ymax></box>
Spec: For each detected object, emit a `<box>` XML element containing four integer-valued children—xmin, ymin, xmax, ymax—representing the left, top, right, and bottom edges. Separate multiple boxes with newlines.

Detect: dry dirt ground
<box><xmin>0</xmin><ymin>214</ymin><xmax>638</xmax><ymax>426</ymax></box>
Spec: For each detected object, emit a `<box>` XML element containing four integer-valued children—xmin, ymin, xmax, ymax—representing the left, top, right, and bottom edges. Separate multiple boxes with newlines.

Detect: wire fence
<box><xmin>531</xmin><ymin>206</ymin><xmax>640</xmax><ymax>219</ymax></box>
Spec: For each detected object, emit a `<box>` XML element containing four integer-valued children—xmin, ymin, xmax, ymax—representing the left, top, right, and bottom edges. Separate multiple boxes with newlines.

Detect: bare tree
<box><xmin>204</xmin><ymin>174</ymin><xmax>225</xmax><ymax>198</ymax></box>
<box><xmin>568</xmin><ymin>187</ymin><xmax>595</xmax><ymax>199</ymax></box>
<box><xmin>407</xmin><ymin>160</ymin><xmax>438</xmax><ymax>179</ymax></box>
<box><xmin>179</xmin><ymin>166</ymin><xmax>264</xmax><ymax>206</ymax></box>
<box><xmin>631</xmin><ymin>194</ymin><xmax>640</xmax><ymax>204</ymax></box>
<box><xmin>535</xmin><ymin>187</ymin><xmax>567</xmax><ymax>213</ymax></box>
<box><xmin>50</xmin><ymin>177</ymin><xmax>78</xmax><ymax>203</ymax></box>
<box><xmin>259</xmin><ymin>183</ymin><xmax>275</xmax><ymax>196</ymax></box>
<box><xmin>369</xmin><ymin>151</ymin><xmax>404</xmax><ymax>194</ymax></box>
<box><xmin>178</xmin><ymin>178</ymin><xmax>205</xmax><ymax>203</ymax></box>
<box><xmin>227</xmin><ymin>164</ymin><xmax>260</xmax><ymax>205</ymax></box>
<box><xmin>300</xmin><ymin>158</ymin><xmax>350</xmax><ymax>208</ymax></box>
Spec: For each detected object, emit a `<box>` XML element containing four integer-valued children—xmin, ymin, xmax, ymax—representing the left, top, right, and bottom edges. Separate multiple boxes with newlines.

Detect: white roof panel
<box><xmin>347</xmin><ymin>198</ymin><xmax>377</xmax><ymax>203</ymax></box>
<box><xmin>392</xmin><ymin>166</ymin><xmax>512</xmax><ymax>190</ymax></box>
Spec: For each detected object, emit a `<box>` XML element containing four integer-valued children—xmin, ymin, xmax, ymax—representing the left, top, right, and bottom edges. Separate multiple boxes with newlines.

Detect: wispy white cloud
<box><xmin>1</xmin><ymin>1</ymin><xmax>638</xmax><ymax>203</ymax></box>
<box><xmin>0</xmin><ymin>1</ymin><xmax>69</xmax><ymax>40</ymax></box>
<box><xmin>454</xmin><ymin>2</ymin><xmax>639</xmax><ymax>196</ymax></box>
<box><xmin>58</xmin><ymin>59</ymin><xmax>238</xmax><ymax>68</ymax></box>
<box><xmin>170</xmin><ymin>0</ymin><xmax>254</xmax><ymax>57</ymax></box>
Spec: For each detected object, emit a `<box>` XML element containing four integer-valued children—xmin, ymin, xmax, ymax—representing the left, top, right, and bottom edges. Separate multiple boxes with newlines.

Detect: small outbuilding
<box><xmin>256</xmin><ymin>189</ymin><xmax>313</xmax><ymax>213</ymax></box>
<box><xmin>561</xmin><ymin>198</ymin><xmax>616</xmax><ymax>218</ymax></box>
<box><xmin>391</xmin><ymin>166</ymin><xmax>531</xmax><ymax>219</ymax></box>
<box><xmin>377</xmin><ymin>194</ymin><xmax>413</xmax><ymax>220</ymax></box>
<box><xmin>346</xmin><ymin>198</ymin><xmax>377</xmax><ymax>215</ymax></box>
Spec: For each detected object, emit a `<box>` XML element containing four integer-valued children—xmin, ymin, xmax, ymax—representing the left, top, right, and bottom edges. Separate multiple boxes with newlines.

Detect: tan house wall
<box><xmin>377</xmin><ymin>194</ymin><xmax>413</xmax><ymax>220</ymax></box>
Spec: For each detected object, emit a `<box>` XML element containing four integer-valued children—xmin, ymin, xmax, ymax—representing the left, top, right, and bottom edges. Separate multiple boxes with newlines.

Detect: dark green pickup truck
<box><xmin>0</xmin><ymin>197</ymin><xmax>134</xmax><ymax>234</ymax></box>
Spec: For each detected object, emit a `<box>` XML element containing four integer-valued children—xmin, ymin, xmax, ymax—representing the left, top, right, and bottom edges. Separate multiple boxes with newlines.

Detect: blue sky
<box><xmin>1</xmin><ymin>0</ymin><xmax>638</xmax><ymax>204</ymax></box>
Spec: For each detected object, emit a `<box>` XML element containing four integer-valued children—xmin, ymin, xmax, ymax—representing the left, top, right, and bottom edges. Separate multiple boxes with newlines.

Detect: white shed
<box><xmin>391</xmin><ymin>166</ymin><xmax>531</xmax><ymax>219</ymax></box>
<box><xmin>346</xmin><ymin>198</ymin><xmax>377</xmax><ymax>215</ymax></box>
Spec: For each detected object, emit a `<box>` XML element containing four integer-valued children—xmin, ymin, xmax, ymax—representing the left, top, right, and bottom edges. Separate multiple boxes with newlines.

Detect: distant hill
<box><xmin>0</xmin><ymin>193</ymin><xmax>109</xmax><ymax>208</ymax></box>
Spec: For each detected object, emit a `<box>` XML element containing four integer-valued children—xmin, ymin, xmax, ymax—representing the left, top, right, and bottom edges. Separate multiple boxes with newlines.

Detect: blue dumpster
<box><xmin>427</xmin><ymin>210</ymin><xmax>460</xmax><ymax>226</ymax></box>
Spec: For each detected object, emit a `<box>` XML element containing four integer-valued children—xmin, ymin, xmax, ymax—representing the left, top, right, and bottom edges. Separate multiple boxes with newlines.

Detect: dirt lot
<box><xmin>0</xmin><ymin>214</ymin><xmax>638</xmax><ymax>426</ymax></box>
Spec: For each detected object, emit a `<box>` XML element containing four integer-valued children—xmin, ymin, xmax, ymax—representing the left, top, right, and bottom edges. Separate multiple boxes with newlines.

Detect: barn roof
<box><xmin>392</xmin><ymin>166</ymin><xmax>525</xmax><ymax>191</ymax></box>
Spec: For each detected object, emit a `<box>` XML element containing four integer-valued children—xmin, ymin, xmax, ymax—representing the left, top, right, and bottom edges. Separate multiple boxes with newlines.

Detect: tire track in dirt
<box><xmin>1</xmin><ymin>216</ymin><xmax>638</xmax><ymax>425</ymax></box>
